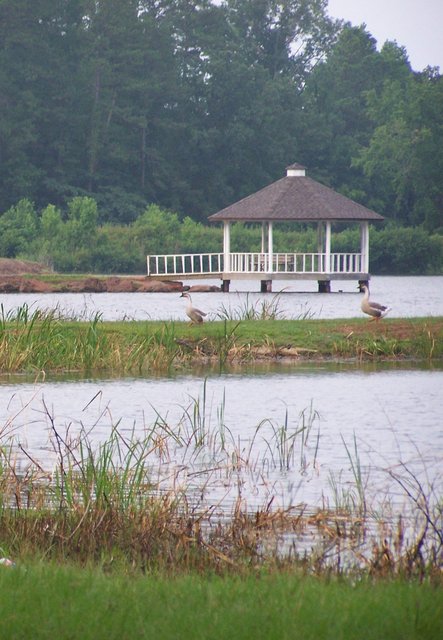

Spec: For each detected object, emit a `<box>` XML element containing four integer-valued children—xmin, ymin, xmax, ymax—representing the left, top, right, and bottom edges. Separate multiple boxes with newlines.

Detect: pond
<box><xmin>1</xmin><ymin>275</ymin><xmax>443</xmax><ymax>320</ymax></box>
<box><xmin>3</xmin><ymin>361</ymin><xmax>442</xmax><ymax>518</ymax></box>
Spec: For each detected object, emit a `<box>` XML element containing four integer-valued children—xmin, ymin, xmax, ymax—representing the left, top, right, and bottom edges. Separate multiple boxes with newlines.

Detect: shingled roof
<box><xmin>208</xmin><ymin>164</ymin><xmax>384</xmax><ymax>223</ymax></box>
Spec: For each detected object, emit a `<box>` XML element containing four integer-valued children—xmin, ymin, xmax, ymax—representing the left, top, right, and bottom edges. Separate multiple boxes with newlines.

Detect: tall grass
<box><xmin>341</xmin><ymin>432</ymin><xmax>367</xmax><ymax>516</ymax></box>
<box><xmin>214</xmin><ymin>292</ymin><xmax>316</xmax><ymax>321</ymax></box>
<box><xmin>0</xmin><ymin>391</ymin><xmax>441</xmax><ymax>579</ymax></box>
<box><xmin>0</xmin><ymin>305</ymin><xmax>184</xmax><ymax>374</ymax></box>
<box><xmin>263</xmin><ymin>401</ymin><xmax>320</xmax><ymax>472</ymax></box>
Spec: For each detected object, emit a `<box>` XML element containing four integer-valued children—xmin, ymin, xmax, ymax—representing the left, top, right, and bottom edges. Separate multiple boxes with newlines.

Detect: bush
<box><xmin>370</xmin><ymin>226</ymin><xmax>443</xmax><ymax>274</ymax></box>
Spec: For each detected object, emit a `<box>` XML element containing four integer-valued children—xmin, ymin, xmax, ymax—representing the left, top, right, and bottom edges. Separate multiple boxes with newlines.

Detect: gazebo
<box><xmin>207</xmin><ymin>163</ymin><xmax>383</xmax><ymax>292</ymax></box>
<box><xmin>146</xmin><ymin>163</ymin><xmax>384</xmax><ymax>292</ymax></box>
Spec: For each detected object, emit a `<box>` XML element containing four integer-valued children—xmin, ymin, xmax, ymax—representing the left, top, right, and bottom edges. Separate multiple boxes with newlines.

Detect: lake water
<box><xmin>3</xmin><ymin>361</ymin><xmax>442</xmax><ymax>516</ymax></box>
<box><xmin>1</xmin><ymin>275</ymin><xmax>443</xmax><ymax>321</ymax></box>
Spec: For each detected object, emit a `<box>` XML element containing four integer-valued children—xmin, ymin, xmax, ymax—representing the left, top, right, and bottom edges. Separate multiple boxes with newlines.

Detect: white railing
<box><xmin>147</xmin><ymin>252</ymin><xmax>363</xmax><ymax>276</ymax></box>
<box><xmin>147</xmin><ymin>253</ymin><xmax>223</xmax><ymax>276</ymax></box>
<box><xmin>330</xmin><ymin>253</ymin><xmax>363</xmax><ymax>273</ymax></box>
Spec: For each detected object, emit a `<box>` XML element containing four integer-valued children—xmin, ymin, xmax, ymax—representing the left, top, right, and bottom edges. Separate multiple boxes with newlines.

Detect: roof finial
<box><xmin>286</xmin><ymin>163</ymin><xmax>306</xmax><ymax>177</ymax></box>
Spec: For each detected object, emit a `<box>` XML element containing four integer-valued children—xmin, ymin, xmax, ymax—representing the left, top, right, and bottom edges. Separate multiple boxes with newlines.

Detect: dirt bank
<box><xmin>0</xmin><ymin>259</ymin><xmax>220</xmax><ymax>293</ymax></box>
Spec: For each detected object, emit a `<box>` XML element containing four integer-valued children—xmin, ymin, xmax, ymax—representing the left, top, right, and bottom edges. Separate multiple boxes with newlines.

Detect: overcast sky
<box><xmin>327</xmin><ymin>0</ymin><xmax>443</xmax><ymax>71</ymax></box>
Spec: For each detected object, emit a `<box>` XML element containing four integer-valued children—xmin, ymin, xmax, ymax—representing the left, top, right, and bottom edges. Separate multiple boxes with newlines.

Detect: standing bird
<box><xmin>359</xmin><ymin>285</ymin><xmax>391</xmax><ymax>321</ymax></box>
<box><xmin>180</xmin><ymin>292</ymin><xmax>207</xmax><ymax>324</ymax></box>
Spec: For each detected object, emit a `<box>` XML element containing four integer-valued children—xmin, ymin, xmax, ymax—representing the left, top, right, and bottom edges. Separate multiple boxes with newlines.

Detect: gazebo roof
<box><xmin>208</xmin><ymin>164</ymin><xmax>384</xmax><ymax>223</ymax></box>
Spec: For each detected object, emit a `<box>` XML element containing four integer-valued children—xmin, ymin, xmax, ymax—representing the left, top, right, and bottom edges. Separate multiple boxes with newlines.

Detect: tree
<box><xmin>132</xmin><ymin>204</ymin><xmax>181</xmax><ymax>253</ymax></box>
<box><xmin>299</xmin><ymin>25</ymin><xmax>386</xmax><ymax>188</ymax></box>
<box><xmin>33</xmin><ymin>204</ymin><xmax>64</xmax><ymax>267</ymax></box>
<box><xmin>0</xmin><ymin>199</ymin><xmax>39</xmax><ymax>257</ymax></box>
<box><xmin>80</xmin><ymin>0</ymin><xmax>182</xmax><ymax>221</ymax></box>
<box><xmin>0</xmin><ymin>0</ymin><xmax>92</xmax><ymax>211</ymax></box>
<box><xmin>62</xmin><ymin>196</ymin><xmax>99</xmax><ymax>251</ymax></box>
<box><xmin>223</xmin><ymin>0</ymin><xmax>338</xmax><ymax>79</ymax></box>
<box><xmin>355</xmin><ymin>67</ymin><xmax>443</xmax><ymax>229</ymax></box>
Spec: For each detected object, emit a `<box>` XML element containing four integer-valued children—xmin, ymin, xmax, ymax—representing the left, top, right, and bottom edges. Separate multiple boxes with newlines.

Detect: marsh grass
<box><xmin>214</xmin><ymin>292</ymin><xmax>316</xmax><ymax>322</ymax></box>
<box><xmin>0</xmin><ymin>390</ymin><xmax>441</xmax><ymax>580</ymax></box>
<box><xmin>263</xmin><ymin>401</ymin><xmax>320</xmax><ymax>472</ymax></box>
<box><xmin>215</xmin><ymin>292</ymin><xmax>287</xmax><ymax>321</ymax></box>
<box><xmin>341</xmin><ymin>433</ymin><xmax>367</xmax><ymax>516</ymax></box>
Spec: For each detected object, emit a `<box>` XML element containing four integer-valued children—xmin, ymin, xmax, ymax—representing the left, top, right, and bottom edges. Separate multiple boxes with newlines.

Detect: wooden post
<box><xmin>318</xmin><ymin>280</ymin><xmax>331</xmax><ymax>293</ymax></box>
<box><xmin>261</xmin><ymin>279</ymin><xmax>272</xmax><ymax>293</ymax></box>
<box><xmin>222</xmin><ymin>279</ymin><xmax>231</xmax><ymax>292</ymax></box>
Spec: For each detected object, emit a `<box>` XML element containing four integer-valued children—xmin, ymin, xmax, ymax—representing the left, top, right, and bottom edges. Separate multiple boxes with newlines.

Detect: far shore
<box><xmin>0</xmin><ymin>257</ymin><xmax>222</xmax><ymax>293</ymax></box>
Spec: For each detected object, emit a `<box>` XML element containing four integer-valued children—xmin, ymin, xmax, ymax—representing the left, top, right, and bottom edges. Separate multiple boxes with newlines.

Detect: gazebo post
<box><xmin>222</xmin><ymin>221</ymin><xmax>231</xmax><ymax>292</ymax></box>
<box><xmin>318</xmin><ymin>220</ymin><xmax>331</xmax><ymax>293</ymax></box>
<box><xmin>360</xmin><ymin>221</ymin><xmax>369</xmax><ymax>273</ymax></box>
<box><xmin>317</xmin><ymin>222</ymin><xmax>324</xmax><ymax>254</ymax></box>
<box><xmin>268</xmin><ymin>222</ymin><xmax>273</xmax><ymax>271</ymax></box>
<box><xmin>259</xmin><ymin>222</ymin><xmax>273</xmax><ymax>292</ymax></box>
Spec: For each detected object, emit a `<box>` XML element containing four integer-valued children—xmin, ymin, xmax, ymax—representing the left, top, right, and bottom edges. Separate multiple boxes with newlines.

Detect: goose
<box><xmin>180</xmin><ymin>292</ymin><xmax>207</xmax><ymax>324</ymax></box>
<box><xmin>359</xmin><ymin>285</ymin><xmax>391</xmax><ymax>321</ymax></box>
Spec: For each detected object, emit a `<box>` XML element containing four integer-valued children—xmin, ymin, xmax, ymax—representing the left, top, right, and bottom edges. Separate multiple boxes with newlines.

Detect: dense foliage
<box><xmin>0</xmin><ymin>0</ymin><xmax>442</xmax><ymax>273</ymax></box>
<box><xmin>0</xmin><ymin>198</ymin><xmax>441</xmax><ymax>274</ymax></box>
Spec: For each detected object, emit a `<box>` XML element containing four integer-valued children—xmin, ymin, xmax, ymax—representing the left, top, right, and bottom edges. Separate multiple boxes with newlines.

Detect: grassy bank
<box><xmin>0</xmin><ymin>305</ymin><xmax>442</xmax><ymax>374</ymax></box>
<box><xmin>0</xmin><ymin>563</ymin><xmax>441</xmax><ymax>640</ymax></box>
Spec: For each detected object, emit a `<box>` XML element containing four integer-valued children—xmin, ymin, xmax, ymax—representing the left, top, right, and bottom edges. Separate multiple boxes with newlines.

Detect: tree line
<box><xmin>0</xmin><ymin>0</ymin><xmax>442</xmax><ymax>267</ymax></box>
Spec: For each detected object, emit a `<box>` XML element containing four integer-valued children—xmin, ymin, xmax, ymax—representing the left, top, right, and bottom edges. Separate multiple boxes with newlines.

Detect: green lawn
<box><xmin>0</xmin><ymin>563</ymin><xmax>441</xmax><ymax>640</ymax></box>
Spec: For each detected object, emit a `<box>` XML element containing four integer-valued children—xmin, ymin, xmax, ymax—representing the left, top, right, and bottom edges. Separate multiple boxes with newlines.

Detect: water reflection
<box><xmin>2</xmin><ymin>362</ymin><xmax>441</xmax><ymax>514</ymax></box>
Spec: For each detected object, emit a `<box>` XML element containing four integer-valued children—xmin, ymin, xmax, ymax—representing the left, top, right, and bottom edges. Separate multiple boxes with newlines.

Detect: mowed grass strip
<box><xmin>0</xmin><ymin>563</ymin><xmax>441</xmax><ymax>640</ymax></box>
<box><xmin>1</xmin><ymin>309</ymin><xmax>442</xmax><ymax>374</ymax></box>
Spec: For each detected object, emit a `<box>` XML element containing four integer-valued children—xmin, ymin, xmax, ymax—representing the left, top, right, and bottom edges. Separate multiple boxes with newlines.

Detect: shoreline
<box><xmin>0</xmin><ymin>274</ymin><xmax>223</xmax><ymax>294</ymax></box>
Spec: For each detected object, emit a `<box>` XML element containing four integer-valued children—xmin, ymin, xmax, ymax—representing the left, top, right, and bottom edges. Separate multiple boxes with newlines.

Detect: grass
<box><xmin>0</xmin><ymin>305</ymin><xmax>442</xmax><ymax>375</ymax></box>
<box><xmin>0</xmin><ymin>563</ymin><xmax>441</xmax><ymax>640</ymax></box>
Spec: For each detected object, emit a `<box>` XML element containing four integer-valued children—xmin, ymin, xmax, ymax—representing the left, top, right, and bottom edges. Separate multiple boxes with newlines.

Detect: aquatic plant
<box><xmin>215</xmin><ymin>292</ymin><xmax>288</xmax><ymax>321</ymax></box>
<box><xmin>341</xmin><ymin>433</ymin><xmax>367</xmax><ymax>516</ymax></box>
<box><xmin>0</xmin><ymin>388</ymin><xmax>441</xmax><ymax>579</ymax></box>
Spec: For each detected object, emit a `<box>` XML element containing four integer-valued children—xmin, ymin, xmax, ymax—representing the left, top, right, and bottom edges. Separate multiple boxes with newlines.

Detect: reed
<box><xmin>263</xmin><ymin>401</ymin><xmax>320</xmax><ymax>472</ymax></box>
<box><xmin>341</xmin><ymin>433</ymin><xmax>367</xmax><ymax>516</ymax></box>
<box><xmin>214</xmin><ymin>292</ymin><xmax>315</xmax><ymax>321</ymax></box>
<box><xmin>214</xmin><ymin>292</ymin><xmax>286</xmax><ymax>321</ymax></box>
<box><xmin>0</xmin><ymin>391</ymin><xmax>441</xmax><ymax>579</ymax></box>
